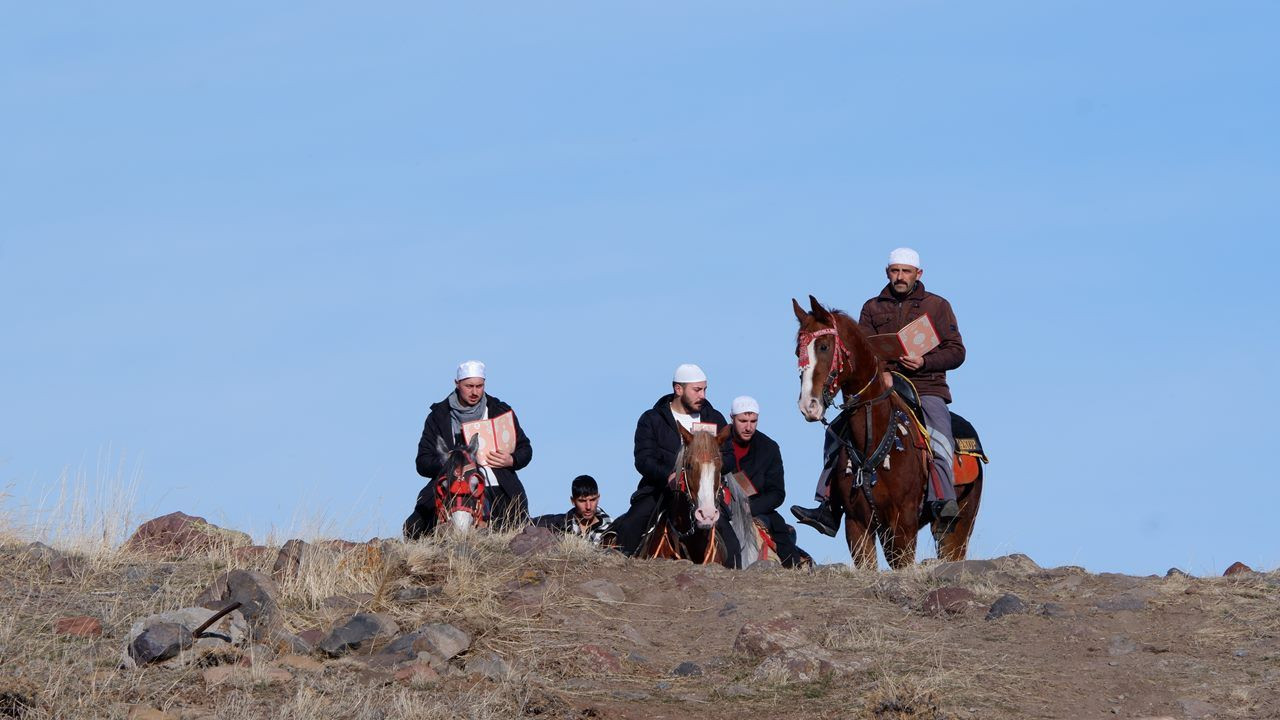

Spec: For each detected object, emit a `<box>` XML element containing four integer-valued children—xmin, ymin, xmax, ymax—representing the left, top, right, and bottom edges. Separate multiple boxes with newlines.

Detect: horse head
<box><xmin>433</xmin><ymin>434</ymin><xmax>488</xmax><ymax>533</ymax></box>
<box><xmin>674</xmin><ymin>423</ymin><xmax>732</xmax><ymax>529</ymax></box>
<box><xmin>793</xmin><ymin>295</ymin><xmax>880</xmax><ymax>421</ymax></box>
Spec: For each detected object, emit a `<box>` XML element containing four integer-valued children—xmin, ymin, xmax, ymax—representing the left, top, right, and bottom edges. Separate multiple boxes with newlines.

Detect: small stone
<box><xmin>272</xmin><ymin>539</ymin><xmax>310</xmax><ymax>581</ymax></box>
<box><xmin>129</xmin><ymin>623</ymin><xmax>193</xmax><ymax>665</ymax></box>
<box><xmin>317</xmin><ymin>613</ymin><xmax>399</xmax><ymax>657</ymax></box>
<box><xmin>1223</xmin><ymin>561</ymin><xmax>1253</xmax><ymax>576</ymax></box>
<box><xmin>465</xmin><ymin>652</ymin><xmax>509</xmax><ymax>679</ymax></box>
<box><xmin>627</xmin><ymin>651</ymin><xmax>650</xmax><ymax>665</ymax></box>
<box><xmin>232</xmin><ymin>545</ymin><xmax>272</xmax><ymax>564</ymax></box>
<box><xmin>922</xmin><ymin>586</ymin><xmax>976</xmax><ymax>615</ymax></box>
<box><xmin>1107</xmin><ymin>636</ymin><xmax>1140</xmax><ymax>656</ymax></box>
<box><xmin>746</xmin><ymin>558</ymin><xmax>781</xmax><ymax>571</ymax></box>
<box><xmin>672</xmin><ymin>661</ymin><xmax>703</xmax><ymax>677</ymax></box>
<box><xmin>297</xmin><ymin>629</ymin><xmax>326</xmax><ymax>647</ymax></box>
<box><xmin>673</xmin><ymin>572</ymin><xmax>698</xmax><ymax>590</ymax></box>
<box><xmin>721</xmin><ymin>684</ymin><xmax>755</xmax><ymax>697</ymax></box>
<box><xmin>581</xmin><ymin>644</ymin><xmax>622</xmax><ymax>673</ymax></box>
<box><xmin>610</xmin><ymin>691</ymin><xmax>650</xmax><ymax>701</ymax></box>
<box><xmin>1165</xmin><ymin>567</ymin><xmax>1190</xmax><ymax>578</ymax></box>
<box><xmin>1038</xmin><ymin>602</ymin><xmax>1070</xmax><ymax>618</ymax></box>
<box><xmin>394</xmin><ymin>662</ymin><xmax>440</xmax><ymax>685</ymax></box>
<box><xmin>1176</xmin><ymin>698</ymin><xmax>1217</xmax><ymax>718</ymax></box>
<box><xmin>1233</xmin><ymin>649</ymin><xmax>1247</xmax><ymax>658</ymax></box>
<box><xmin>577</xmin><ymin>579</ymin><xmax>625</xmax><ymax>603</ymax></box>
<box><xmin>930</xmin><ymin>559</ymin><xmax>998</xmax><ymax>580</ymax></box>
<box><xmin>985</xmin><ymin>594</ymin><xmax>1027</xmax><ymax>620</ymax></box>
<box><xmin>277</xmin><ymin>654</ymin><xmax>325</xmax><ymax>673</ymax></box>
<box><xmin>392</xmin><ymin>586</ymin><xmax>442</xmax><ymax>603</ymax></box>
<box><xmin>717</xmin><ymin>602</ymin><xmax>738</xmax><ymax>617</ymax></box>
<box><xmin>734</xmin><ymin>614</ymin><xmax>807</xmax><ymax>658</ymax></box>
<box><xmin>55</xmin><ymin>616</ymin><xmax>104</xmax><ymax>638</ymax></box>
<box><xmin>49</xmin><ymin>554</ymin><xmax>85</xmax><ymax>579</ymax></box>
<box><xmin>1094</xmin><ymin>595</ymin><xmax>1147</xmax><ymax>611</ymax></box>
<box><xmin>194</xmin><ymin>569</ymin><xmax>282</xmax><ymax>642</ymax></box>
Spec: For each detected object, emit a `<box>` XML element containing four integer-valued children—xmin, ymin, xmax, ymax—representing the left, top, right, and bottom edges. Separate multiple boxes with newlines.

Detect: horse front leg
<box><xmin>843</xmin><ymin>515</ymin><xmax>878</xmax><ymax>569</ymax></box>
<box><xmin>882</xmin><ymin>511</ymin><xmax>918</xmax><ymax>569</ymax></box>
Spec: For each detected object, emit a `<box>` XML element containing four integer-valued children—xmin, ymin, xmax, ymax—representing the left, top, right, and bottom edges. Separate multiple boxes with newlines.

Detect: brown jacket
<box><xmin>858</xmin><ymin>281</ymin><xmax>965</xmax><ymax>403</ymax></box>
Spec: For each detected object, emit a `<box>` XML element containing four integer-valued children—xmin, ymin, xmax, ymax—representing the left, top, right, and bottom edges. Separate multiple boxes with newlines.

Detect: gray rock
<box><xmin>413</xmin><ymin>623</ymin><xmax>471</xmax><ymax>661</ymax></box>
<box><xmin>1038</xmin><ymin>602</ymin><xmax>1071</xmax><ymax>618</ymax></box>
<box><xmin>317</xmin><ymin>613</ymin><xmax>399</xmax><ymax>657</ymax></box>
<box><xmin>985</xmin><ymin>593</ymin><xmax>1027</xmax><ymax>620</ymax></box>
<box><xmin>1107</xmin><ymin>636</ymin><xmax>1139</xmax><ymax>656</ymax></box>
<box><xmin>1165</xmin><ymin>567</ymin><xmax>1191</xmax><ymax>578</ymax></box>
<box><xmin>721</xmin><ymin>684</ymin><xmax>755</xmax><ymax>697</ymax></box>
<box><xmin>655</xmin><ymin>681</ymin><xmax>672</xmax><ymax>690</ymax></box>
<box><xmin>464</xmin><ymin>652</ymin><xmax>509</xmax><ymax>679</ymax></box>
<box><xmin>1094</xmin><ymin>595</ymin><xmax>1148</xmax><ymax>611</ymax></box>
<box><xmin>508</xmin><ymin>525</ymin><xmax>558</xmax><ymax>556</ymax></box>
<box><xmin>734</xmin><ymin>614</ymin><xmax>808</xmax><ymax>658</ymax></box>
<box><xmin>577</xmin><ymin>579</ymin><xmax>625</xmax><ymax>603</ymax></box>
<box><xmin>627</xmin><ymin>651</ymin><xmax>650</xmax><ymax>665</ymax></box>
<box><xmin>672</xmin><ymin>661</ymin><xmax>703</xmax><ymax>677</ymax></box>
<box><xmin>129</xmin><ymin>622</ymin><xmax>193</xmax><ymax>665</ymax></box>
<box><xmin>746</xmin><ymin>558</ymin><xmax>781</xmax><ymax>572</ymax></box>
<box><xmin>195</xmin><ymin>569</ymin><xmax>281</xmax><ymax>642</ymax></box>
<box><xmin>1177</xmin><ymin>698</ymin><xmax>1217</xmax><ymax>718</ymax></box>
<box><xmin>610</xmin><ymin>691</ymin><xmax>650</xmax><ymax>701</ymax></box>
<box><xmin>930</xmin><ymin>559</ymin><xmax>998</xmax><ymax>580</ymax></box>
<box><xmin>717</xmin><ymin>601</ymin><xmax>738</xmax><ymax>618</ymax></box>
<box><xmin>752</xmin><ymin>650</ymin><xmax>854</xmax><ymax>683</ymax></box>
<box><xmin>993</xmin><ymin>553</ymin><xmax>1042</xmax><ymax>574</ymax></box>
<box><xmin>120</xmin><ymin>607</ymin><xmax>250</xmax><ymax>668</ymax></box>
<box><xmin>392</xmin><ymin>586</ymin><xmax>442</xmax><ymax>603</ymax></box>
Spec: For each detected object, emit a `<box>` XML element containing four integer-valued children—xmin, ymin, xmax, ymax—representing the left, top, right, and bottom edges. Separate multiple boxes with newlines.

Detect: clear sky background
<box><xmin>3</xmin><ymin>3</ymin><xmax>1276</xmax><ymax>576</ymax></box>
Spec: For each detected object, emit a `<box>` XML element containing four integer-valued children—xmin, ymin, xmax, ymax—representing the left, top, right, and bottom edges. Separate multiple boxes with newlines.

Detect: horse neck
<box><xmin>833</xmin><ymin>312</ymin><xmax>882</xmax><ymax>399</ymax></box>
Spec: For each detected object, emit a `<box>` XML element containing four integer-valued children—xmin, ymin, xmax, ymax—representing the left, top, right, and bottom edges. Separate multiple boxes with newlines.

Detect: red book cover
<box><xmin>868</xmin><ymin>314</ymin><xmax>939</xmax><ymax>360</ymax></box>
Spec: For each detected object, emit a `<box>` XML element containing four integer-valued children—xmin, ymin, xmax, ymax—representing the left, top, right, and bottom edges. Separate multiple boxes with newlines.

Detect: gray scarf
<box><xmin>448</xmin><ymin>391</ymin><xmax>487</xmax><ymax>439</ymax></box>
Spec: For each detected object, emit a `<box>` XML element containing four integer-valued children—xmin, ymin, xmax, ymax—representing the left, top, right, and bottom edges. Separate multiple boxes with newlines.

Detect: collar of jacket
<box><xmin>651</xmin><ymin>393</ymin><xmax>719</xmax><ymax>427</ymax></box>
<box><xmin>876</xmin><ymin>279</ymin><xmax>929</xmax><ymax>303</ymax></box>
<box><xmin>430</xmin><ymin>394</ymin><xmax>510</xmax><ymax>428</ymax></box>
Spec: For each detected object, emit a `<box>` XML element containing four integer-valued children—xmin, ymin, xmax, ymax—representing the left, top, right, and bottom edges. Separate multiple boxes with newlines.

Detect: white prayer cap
<box><xmin>455</xmin><ymin>360</ymin><xmax>486</xmax><ymax>381</ymax></box>
<box><xmin>673</xmin><ymin>363</ymin><xmax>707</xmax><ymax>384</ymax></box>
<box><xmin>731</xmin><ymin>396</ymin><xmax>760</xmax><ymax>416</ymax></box>
<box><xmin>887</xmin><ymin>247</ymin><xmax>921</xmax><ymax>268</ymax></box>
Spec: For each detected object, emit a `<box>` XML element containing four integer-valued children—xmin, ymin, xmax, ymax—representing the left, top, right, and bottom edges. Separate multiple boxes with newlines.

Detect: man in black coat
<box><xmin>404</xmin><ymin>360</ymin><xmax>532</xmax><ymax>538</ymax></box>
<box><xmin>532</xmin><ymin>475</ymin><xmax>616</xmax><ymax>546</ymax></box>
<box><xmin>721</xmin><ymin>396</ymin><xmax>810</xmax><ymax>568</ymax></box>
<box><xmin>611</xmin><ymin>364</ymin><xmax>740</xmax><ymax>565</ymax></box>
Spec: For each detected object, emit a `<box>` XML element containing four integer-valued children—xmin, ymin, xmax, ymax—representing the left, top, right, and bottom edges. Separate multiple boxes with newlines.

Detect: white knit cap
<box><xmin>887</xmin><ymin>247</ymin><xmax>921</xmax><ymax>268</ymax></box>
<box><xmin>731</xmin><ymin>396</ymin><xmax>760</xmax><ymax>416</ymax></box>
<box><xmin>455</xmin><ymin>360</ymin><xmax>486</xmax><ymax>381</ymax></box>
<box><xmin>673</xmin><ymin>363</ymin><xmax>707</xmax><ymax>384</ymax></box>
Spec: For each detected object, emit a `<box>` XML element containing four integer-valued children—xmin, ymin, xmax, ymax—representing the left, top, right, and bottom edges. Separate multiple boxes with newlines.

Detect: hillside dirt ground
<box><xmin>1</xmin><ymin>528</ymin><xmax>1277</xmax><ymax>720</ymax></box>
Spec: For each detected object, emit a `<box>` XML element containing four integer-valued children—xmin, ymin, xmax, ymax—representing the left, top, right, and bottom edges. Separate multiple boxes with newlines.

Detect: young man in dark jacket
<box><xmin>721</xmin><ymin>396</ymin><xmax>810</xmax><ymax>567</ymax></box>
<box><xmin>404</xmin><ymin>360</ymin><xmax>532</xmax><ymax>538</ymax></box>
<box><xmin>533</xmin><ymin>475</ymin><xmax>615</xmax><ymax>546</ymax></box>
<box><xmin>611</xmin><ymin>364</ymin><xmax>740</xmax><ymax>565</ymax></box>
<box><xmin>793</xmin><ymin>247</ymin><xmax>965</xmax><ymax>536</ymax></box>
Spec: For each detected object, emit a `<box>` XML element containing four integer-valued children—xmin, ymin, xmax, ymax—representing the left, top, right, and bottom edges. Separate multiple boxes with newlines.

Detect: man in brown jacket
<box><xmin>791</xmin><ymin>247</ymin><xmax>965</xmax><ymax>536</ymax></box>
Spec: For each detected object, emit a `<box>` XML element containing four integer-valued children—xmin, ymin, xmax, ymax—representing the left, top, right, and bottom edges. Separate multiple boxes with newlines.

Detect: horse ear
<box><xmin>676</xmin><ymin>422</ymin><xmax>695</xmax><ymax>446</ymax></box>
<box><xmin>792</xmin><ymin>298</ymin><xmax>810</xmax><ymax>323</ymax></box>
<box><xmin>715</xmin><ymin>424</ymin><xmax>732</xmax><ymax>446</ymax></box>
<box><xmin>436</xmin><ymin>436</ymin><xmax>450</xmax><ymax>463</ymax></box>
<box><xmin>466</xmin><ymin>433</ymin><xmax>481</xmax><ymax>456</ymax></box>
<box><xmin>809</xmin><ymin>295</ymin><xmax>833</xmax><ymax>323</ymax></box>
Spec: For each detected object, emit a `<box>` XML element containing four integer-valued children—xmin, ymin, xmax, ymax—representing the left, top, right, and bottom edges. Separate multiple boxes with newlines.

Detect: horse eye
<box><xmin>819</xmin><ymin>343</ymin><xmax>829</xmax><ymax>352</ymax></box>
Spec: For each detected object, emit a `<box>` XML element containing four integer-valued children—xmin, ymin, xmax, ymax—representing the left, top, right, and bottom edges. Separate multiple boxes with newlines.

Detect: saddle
<box><xmin>889</xmin><ymin>372</ymin><xmax>987</xmax><ymax>486</ymax></box>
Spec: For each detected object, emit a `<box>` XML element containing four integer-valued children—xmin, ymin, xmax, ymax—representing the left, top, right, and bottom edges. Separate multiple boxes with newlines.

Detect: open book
<box><xmin>461</xmin><ymin>411</ymin><xmax>517</xmax><ymax>463</ymax></box>
<box><xmin>727</xmin><ymin>470</ymin><xmax>758</xmax><ymax>497</ymax></box>
<box><xmin>867</xmin><ymin>313</ymin><xmax>939</xmax><ymax>361</ymax></box>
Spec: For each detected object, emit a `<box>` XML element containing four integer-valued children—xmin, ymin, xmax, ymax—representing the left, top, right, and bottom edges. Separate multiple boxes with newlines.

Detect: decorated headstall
<box><xmin>435</xmin><ymin>452</ymin><xmax>488</xmax><ymax>526</ymax></box>
<box><xmin>797</xmin><ymin>327</ymin><xmax>848</xmax><ymax>410</ymax></box>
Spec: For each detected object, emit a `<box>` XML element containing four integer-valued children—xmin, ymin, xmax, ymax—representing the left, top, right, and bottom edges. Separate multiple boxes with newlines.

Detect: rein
<box><xmin>800</xmin><ymin>320</ymin><xmax>903</xmax><ymax>526</ymax></box>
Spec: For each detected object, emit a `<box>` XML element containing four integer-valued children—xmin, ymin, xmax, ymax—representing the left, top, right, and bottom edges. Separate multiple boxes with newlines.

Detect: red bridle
<box><xmin>797</xmin><ymin>327</ymin><xmax>849</xmax><ymax>408</ymax></box>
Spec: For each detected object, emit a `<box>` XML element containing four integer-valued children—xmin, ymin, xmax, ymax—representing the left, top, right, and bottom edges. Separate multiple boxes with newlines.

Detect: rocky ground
<box><xmin>1</xmin><ymin>511</ymin><xmax>1277</xmax><ymax>720</ymax></box>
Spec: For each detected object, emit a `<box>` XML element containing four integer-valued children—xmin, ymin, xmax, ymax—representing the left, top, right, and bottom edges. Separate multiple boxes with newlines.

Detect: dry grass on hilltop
<box><xmin>0</xmin><ymin>508</ymin><xmax>1277</xmax><ymax>720</ymax></box>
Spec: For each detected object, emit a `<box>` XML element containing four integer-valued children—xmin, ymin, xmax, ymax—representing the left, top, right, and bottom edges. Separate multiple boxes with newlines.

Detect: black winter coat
<box><xmin>633</xmin><ymin>394</ymin><xmax>727</xmax><ymax>491</ymax></box>
<box><xmin>415</xmin><ymin>394</ymin><xmax>533</xmax><ymax>499</ymax></box>
<box><xmin>721</xmin><ymin>430</ymin><xmax>786</xmax><ymax>518</ymax></box>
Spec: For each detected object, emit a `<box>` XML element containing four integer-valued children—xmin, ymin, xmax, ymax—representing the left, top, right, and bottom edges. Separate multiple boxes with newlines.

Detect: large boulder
<box><xmin>124</xmin><ymin>512</ymin><xmax>252</xmax><ymax>557</ymax></box>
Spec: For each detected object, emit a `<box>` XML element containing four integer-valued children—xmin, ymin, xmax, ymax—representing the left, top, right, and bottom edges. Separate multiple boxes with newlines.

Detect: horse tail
<box><xmin>725</xmin><ymin>476</ymin><xmax>762</xmax><ymax>566</ymax></box>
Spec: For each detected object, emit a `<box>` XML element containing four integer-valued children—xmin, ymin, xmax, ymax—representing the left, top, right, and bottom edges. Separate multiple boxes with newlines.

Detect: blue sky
<box><xmin>3</xmin><ymin>3</ymin><xmax>1277</xmax><ymax>575</ymax></box>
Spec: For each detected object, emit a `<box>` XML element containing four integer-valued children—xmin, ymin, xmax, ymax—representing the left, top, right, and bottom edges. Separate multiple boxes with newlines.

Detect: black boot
<box><xmin>929</xmin><ymin>499</ymin><xmax>960</xmax><ymax>535</ymax></box>
<box><xmin>789</xmin><ymin>502</ymin><xmax>841</xmax><ymax>537</ymax></box>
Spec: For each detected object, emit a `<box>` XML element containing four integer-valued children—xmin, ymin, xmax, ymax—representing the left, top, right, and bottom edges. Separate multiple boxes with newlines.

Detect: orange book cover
<box><xmin>461</xmin><ymin>419</ymin><xmax>497</xmax><ymax>460</ymax></box>
<box><xmin>868</xmin><ymin>314</ymin><xmax>939</xmax><ymax>360</ymax></box>
<box><xmin>463</xmin><ymin>411</ymin><xmax>518</xmax><ymax>460</ymax></box>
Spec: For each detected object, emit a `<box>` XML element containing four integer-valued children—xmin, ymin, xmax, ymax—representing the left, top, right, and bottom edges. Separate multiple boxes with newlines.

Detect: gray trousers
<box><xmin>813</xmin><ymin>395</ymin><xmax>956</xmax><ymax>504</ymax></box>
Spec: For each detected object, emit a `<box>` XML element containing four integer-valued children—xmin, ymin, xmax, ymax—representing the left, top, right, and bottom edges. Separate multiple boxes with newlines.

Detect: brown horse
<box><xmin>793</xmin><ymin>295</ymin><xmax>981</xmax><ymax>568</ymax></box>
<box><xmin>636</xmin><ymin>424</ymin><xmax>734</xmax><ymax>567</ymax></box>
